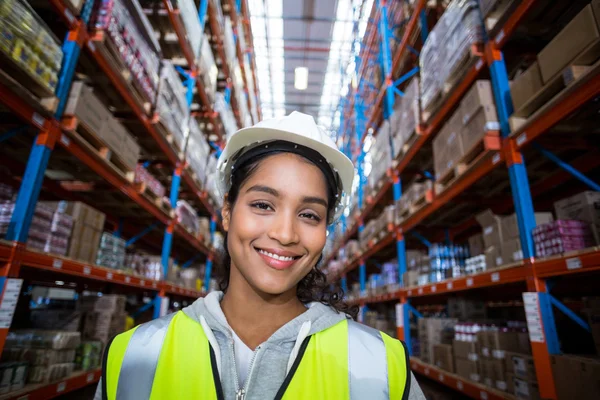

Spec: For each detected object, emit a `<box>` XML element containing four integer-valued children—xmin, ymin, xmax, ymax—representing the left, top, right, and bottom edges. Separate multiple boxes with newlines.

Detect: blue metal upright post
<box><xmin>203</xmin><ymin>216</ymin><xmax>217</xmax><ymax>292</ymax></box>
<box><xmin>198</xmin><ymin>0</ymin><xmax>209</xmax><ymax>32</ymax></box>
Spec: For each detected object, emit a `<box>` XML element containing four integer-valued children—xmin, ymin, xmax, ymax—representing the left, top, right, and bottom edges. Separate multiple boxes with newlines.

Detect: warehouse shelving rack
<box><xmin>0</xmin><ymin>1</ymin><xmax>260</xmax><ymax>396</ymax></box>
<box><xmin>331</xmin><ymin>1</ymin><xmax>600</xmax><ymax>399</ymax></box>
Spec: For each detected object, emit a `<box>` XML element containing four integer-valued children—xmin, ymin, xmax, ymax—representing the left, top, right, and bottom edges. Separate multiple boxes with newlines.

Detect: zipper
<box><xmin>231</xmin><ymin>339</ymin><xmax>262</xmax><ymax>400</ymax></box>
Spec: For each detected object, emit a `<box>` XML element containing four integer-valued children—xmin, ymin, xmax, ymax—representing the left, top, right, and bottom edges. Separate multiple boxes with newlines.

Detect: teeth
<box><xmin>258</xmin><ymin>249</ymin><xmax>295</xmax><ymax>262</ymax></box>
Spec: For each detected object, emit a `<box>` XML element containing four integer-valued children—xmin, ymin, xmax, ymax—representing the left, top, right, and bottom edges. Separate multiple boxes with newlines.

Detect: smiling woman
<box><xmin>97</xmin><ymin>112</ymin><xmax>425</xmax><ymax>400</ymax></box>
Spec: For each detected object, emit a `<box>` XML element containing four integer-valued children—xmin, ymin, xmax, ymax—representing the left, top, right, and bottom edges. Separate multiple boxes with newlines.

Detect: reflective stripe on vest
<box><xmin>105</xmin><ymin>312</ymin><xmax>408</xmax><ymax>399</ymax></box>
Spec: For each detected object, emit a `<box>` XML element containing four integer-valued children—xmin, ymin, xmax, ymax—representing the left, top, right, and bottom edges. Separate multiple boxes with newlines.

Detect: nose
<box><xmin>267</xmin><ymin>211</ymin><xmax>300</xmax><ymax>245</ymax></box>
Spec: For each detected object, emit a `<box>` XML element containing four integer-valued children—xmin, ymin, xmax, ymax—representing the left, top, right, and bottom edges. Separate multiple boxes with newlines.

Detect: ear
<box><xmin>222</xmin><ymin>201</ymin><xmax>231</xmax><ymax>232</ymax></box>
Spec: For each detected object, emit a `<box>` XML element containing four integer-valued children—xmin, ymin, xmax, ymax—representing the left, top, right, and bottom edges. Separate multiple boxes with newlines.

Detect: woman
<box><xmin>97</xmin><ymin>112</ymin><xmax>425</xmax><ymax>399</ymax></box>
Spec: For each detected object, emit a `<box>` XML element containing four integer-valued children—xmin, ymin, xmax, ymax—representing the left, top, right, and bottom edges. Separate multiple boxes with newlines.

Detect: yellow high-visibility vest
<box><xmin>104</xmin><ymin>311</ymin><xmax>409</xmax><ymax>399</ymax></box>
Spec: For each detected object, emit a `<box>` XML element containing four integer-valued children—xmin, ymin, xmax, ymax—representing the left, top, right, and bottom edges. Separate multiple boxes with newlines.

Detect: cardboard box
<box><xmin>404</xmin><ymin>270</ymin><xmax>419</xmax><ymax>287</ymax></box>
<box><xmin>554</xmin><ymin>191</ymin><xmax>600</xmax><ymax>245</ymax></box>
<box><xmin>501</xmin><ymin>212</ymin><xmax>554</xmax><ymax>240</ymax></box>
<box><xmin>489</xmin><ymin>330</ymin><xmax>521</xmax><ymax>355</ymax></box>
<box><xmin>511</xmin><ymin>353</ymin><xmax>536</xmax><ymax>382</ymax></box>
<box><xmin>460</xmin><ymin>105</ymin><xmax>498</xmax><ymax>156</ymax></box>
<box><xmin>476</xmin><ymin>209</ymin><xmax>503</xmax><ymax>248</ymax></box>
<box><xmin>501</xmin><ymin>238</ymin><xmax>523</xmax><ymax>264</ymax></box>
<box><xmin>480</xmin><ymin>358</ymin><xmax>494</xmax><ymax>388</ymax></box>
<box><xmin>551</xmin><ymin>354</ymin><xmax>600</xmax><ymax>400</ymax></box>
<box><xmin>460</xmin><ymin>80</ymin><xmax>496</xmax><ymax>126</ymax></box>
<box><xmin>453</xmin><ymin>340</ymin><xmax>479</xmax><ymax>361</ymax></box>
<box><xmin>433</xmin><ymin>344</ymin><xmax>454</xmax><ymax>373</ymax></box>
<box><xmin>477</xmin><ymin>331</ymin><xmax>491</xmax><ymax>358</ymax></box>
<box><xmin>448</xmin><ymin>298</ymin><xmax>486</xmax><ymax>320</ymax></box>
<box><xmin>490</xmin><ymin>358</ymin><xmax>508</xmax><ymax>386</ymax></box>
<box><xmin>514</xmin><ymin>378</ymin><xmax>540</xmax><ymax>399</ymax></box>
<box><xmin>517</xmin><ymin>331</ymin><xmax>532</xmax><ymax>355</ymax></box>
<box><xmin>485</xmin><ymin>246</ymin><xmax>503</xmax><ymax>268</ymax></box>
<box><xmin>455</xmin><ymin>358</ymin><xmax>480</xmax><ymax>382</ymax></box>
<box><xmin>505</xmin><ymin>372</ymin><xmax>515</xmax><ymax>394</ymax></box>
<box><xmin>65</xmin><ymin>82</ymin><xmax>111</xmax><ymax>135</ymax></box>
<box><xmin>510</xmin><ymin>62</ymin><xmax>543</xmax><ymax>114</ymax></box>
<box><xmin>537</xmin><ymin>2</ymin><xmax>600</xmax><ymax>83</ymax></box>
<box><xmin>106</xmin><ymin>119</ymin><xmax>140</xmax><ymax>170</ymax></box>
<box><xmin>433</xmin><ymin>111</ymin><xmax>463</xmax><ymax>178</ymax></box>
<box><xmin>468</xmin><ymin>233</ymin><xmax>485</xmax><ymax>256</ymax></box>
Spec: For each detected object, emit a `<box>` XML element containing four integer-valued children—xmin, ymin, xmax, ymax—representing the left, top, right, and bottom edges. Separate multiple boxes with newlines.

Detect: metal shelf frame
<box><xmin>332</xmin><ymin>1</ymin><xmax>600</xmax><ymax>399</ymax></box>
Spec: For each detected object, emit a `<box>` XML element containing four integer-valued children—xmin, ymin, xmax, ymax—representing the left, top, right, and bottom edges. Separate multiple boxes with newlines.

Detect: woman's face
<box><xmin>222</xmin><ymin>153</ymin><xmax>329</xmax><ymax>297</ymax></box>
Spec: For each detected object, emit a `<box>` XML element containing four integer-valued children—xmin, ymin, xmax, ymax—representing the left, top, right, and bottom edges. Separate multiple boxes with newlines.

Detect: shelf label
<box><xmin>447</xmin><ymin>282</ymin><xmax>453</xmax><ymax>290</ymax></box>
<box><xmin>83</xmin><ymin>266</ymin><xmax>91</xmax><ymax>275</ymax></box>
<box><xmin>424</xmin><ymin>368</ymin><xmax>430</xmax><ymax>375</ymax></box>
<box><xmin>491</xmin><ymin>272</ymin><xmax>500</xmax><ymax>282</ymax></box>
<box><xmin>516</xmin><ymin>133</ymin><xmax>527</xmax><ymax>146</ymax></box>
<box><xmin>64</xmin><ymin>9</ymin><xmax>75</xmax><ymax>24</ymax></box>
<box><xmin>523</xmin><ymin>293</ymin><xmax>545</xmax><ymax>343</ymax></box>
<box><xmin>431</xmin><ymin>285</ymin><xmax>437</xmax><ymax>292</ymax></box>
<box><xmin>566</xmin><ymin>257</ymin><xmax>582</xmax><ymax>270</ymax></box>
<box><xmin>53</xmin><ymin>259</ymin><xmax>63</xmax><ymax>269</ymax></box>
<box><xmin>495</xmin><ymin>29</ymin><xmax>505</xmax><ymax>45</ymax></box>
<box><xmin>106</xmin><ymin>272</ymin><xmax>113</xmax><ymax>280</ymax></box>
<box><xmin>88</xmin><ymin>42</ymin><xmax>96</xmax><ymax>52</ymax></box>
<box><xmin>492</xmin><ymin>153</ymin><xmax>501</xmax><ymax>165</ymax></box>
<box><xmin>57</xmin><ymin>382</ymin><xmax>66</xmax><ymax>393</ymax></box>
<box><xmin>476</xmin><ymin>59</ymin><xmax>484</xmax><ymax>71</ymax></box>
<box><xmin>395</xmin><ymin>303</ymin><xmax>404</xmax><ymax>328</ymax></box>
<box><xmin>457</xmin><ymin>381</ymin><xmax>464</xmax><ymax>390</ymax></box>
<box><xmin>125</xmin><ymin>276</ymin><xmax>131</xmax><ymax>283</ymax></box>
<box><xmin>60</xmin><ymin>134</ymin><xmax>71</xmax><ymax>147</ymax></box>
<box><xmin>408</xmin><ymin>290</ymin><xmax>413</xmax><ymax>296</ymax></box>
<box><xmin>418</xmin><ymin>287</ymin><xmax>423</xmax><ymax>294</ymax></box>
<box><xmin>32</xmin><ymin>112</ymin><xmax>44</xmax><ymax>129</ymax></box>
<box><xmin>438</xmin><ymin>374</ymin><xmax>444</xmax><ymax>382</ymax></box>
<box><xmin>480</xmin><ymin>391</ymin><xmax>488</xmax><ymax>400</ymax></box>
<box><xmin>141</xmin><ymin>280</ymin><xmax>146</xmax><ymax>286</ymax></box>
<box><xmin>6</xmin><ymin>279</ymin><xmax>22</xmax><ymax>292</ymax></box>
<box><xmin>87</xmin><ymin>373</ymin><xmax>94</xmax><ymax>383</ymax></box>
<box><xmin>466</xmin><ymin>278</ymin><xmax>474</xmax><ymax>287</ymax></box>
<box><xmin>153</xmin><ymin>282</ymin><xmax>158</xmax><ymax>288</ymax></box>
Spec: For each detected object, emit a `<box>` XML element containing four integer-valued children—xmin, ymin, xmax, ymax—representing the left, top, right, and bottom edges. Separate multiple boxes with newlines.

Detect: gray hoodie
<box><xmin>95</xmin><ymin>291</ymin><xmax>425</xmax><ymax>399</ymax></box>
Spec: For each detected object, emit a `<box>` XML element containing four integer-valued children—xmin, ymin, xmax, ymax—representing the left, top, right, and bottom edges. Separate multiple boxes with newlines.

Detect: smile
<box><xmin>254</xmin><ymin>247</ymin><xmax>302</xmax><ymax>270</ymax></box>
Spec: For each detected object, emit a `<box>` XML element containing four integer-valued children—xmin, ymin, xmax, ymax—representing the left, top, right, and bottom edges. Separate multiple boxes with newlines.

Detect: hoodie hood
<box><xmin>183</xmin><ymin>291</ymin><xmax>348</xmax><ymax>344</ymax></box>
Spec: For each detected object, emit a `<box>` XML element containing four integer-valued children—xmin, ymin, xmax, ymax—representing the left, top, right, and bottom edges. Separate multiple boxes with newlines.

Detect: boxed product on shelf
<box><xmin>96</xmin><ymin>232</ymin><xmax>126</xmax><ymax>269</ymax></box>
<box><xmin>433</xmin><ymin>344</ymin><xmax>454</xmax><ymax>373</ymax></box>
<box><xmin>0</xmin><ymin>202</ymin><xmax>54</xmax><ymax>252</ymax></box>
<box><xmin>553</xmin><ymin>191</ymin><xmax>600</xmax><ymax>245</ymax></box>
<box><xmin>475</xmin><ymin>209</ymin><xmax>503</xmax><ymax>249</ymax></box>
<box><xmin>501</xmin><ymin>238</ymin><xmax>523</xmax><ymax>264</ymax></box>
<box><xmin>186</xmin><ymin>118</ymin><xmax>211</xmax><ymax>186</ymax></box>
<box><xmin>135</xmin><ymin>163</ymin><xmax>166</xmax><ymax>199</ymax></box>
<box><xmin>502</xmin><ymin>212</ymin><xmax>554</xmax><ymax>241</ymax></box>
<box><xmin>82</xmin><ymin>310</ymin><xmax>126</xmax><ymax>343</ymax></box>
<box><xmin>215</xmin><ymin>92</ymin><xmax>237</xmax><ymax>140</ymax></box>
<box><xmin>485</xmin><ymin>245</ymin><xmax>503</xmax><ymax>269</ymax></box>
<box><xmin>510</xmin><ymin>61</ymin><xmax>543</xmax><ymax>115</ymax></box>
<box><xmin>367</xmin><ymin>126</ymin><xmax>393</xmax><ymax>191</ymax></box>
<box><xmin>2</xmin><ymin>348</ymin><xmax>76</xmax><ymax>367</ymax></box>
<box><xmin>0</xmin><ymin>0</ymin><xmax>63</xmax><ymax>93</ymax></box>
<box><xmin>29</xmin><ymin>309</ymin><xmax>81</xmax><ymax>331</ymax></box>
<box><xmin>107</xmin><ymin>117</ymin><xmax>141</xmax><ymax>170</ymax></box>
<box><xmin>510</xmin><ymin>353</ymin><xmax>536</xmax><ymax>382</ymax></box>
<box><xmin>514</xmin><ymin>377</ymin><xmax>540</xmax><ymax>400</ymax></box>
<box><xmin>533</xmin><ymin>220</ymin><xmax>594</xmax><ymax>257</ymax></box>
<box><xmin>448</xmin><ymin>298</ymin><xmax>486</xmax><ymax>320</ymax></box>
<box><xmin>465</xmin><ymin>254</ymin><xmax>486</xmax><ymax>274</ymax></box>
<box><xmin>28</xmin><ymin>362</ymin><xmax>75</xmax><ymax>384</ymax></box>
<box><xmin>199</xmin><ymin>36</ymin><xmax>218</xmax><ymax>100</ymax></box>
<box><xmin>432</xmin><ymin>109</ymin><xmax>463</xmax><ymax>179</ymax></box>
<box><xmin>420</xmin><ymin>0</ymin><xmax>483</xmax><ymax>112</ymax></box>
<box><xmin>63</xmin><ymin>202</ymin><xmax>105</xmax><ymax>264</ymax></box>
<box><xmin>92</xmin><ymin>0</ymin><xmax>161</xmax><ymax>104</ymax></box>
<box><xmin>175</xmin><ymin>0</ymin><xmax>203</xmax><ymax>59</ymax></box>
<box><xmin>75</xmin><ymin>341</ymin><xmax>103</xmax><ymax>371</ymax></box>
<box><xmin>428</xmin><ymin>243</ymin><xmax>469</xmax><ymax>283</ymax></box>
<box><xmin>551</xmin><ymin>354</ymin><xmax>600</xmax><ymax>400</ymax></box>
<box><xmin>459</xmin><ymin>80</ymin><xmax>499</xmax><ymax>153</ymax></box>
<box><xmin>468</xmin><ymin>233</ymin><xmax>485</xmax><ymax>256</ymax></box>
<box><xmin>0</xmin><ymin>362</ymin><xmax>28</xmax><ymax>393</ymax></box>
<box><xmin>223</xmin><ymin>17</ymin><xmax>236</xmax><ymax>70</ymax></box>
<box><xmin>125</xmin><ymin>253</ymin><xmax>163</xmax><ymax>281</ymax></box>
<box><xmin>176</xmin><ymin>200</ymin><xmax>200</xmax><ymax>236</ymax></box>
<box><xmin>80</xmin><ymin>294</ymin><xmax>126</xmax><ymax>313</ymax></box>
<box><xmin>43</xmin><ymin>209</ymin><xmax>74</xmax><ymax>256</ymax></box>
<box><xmin>536</xmin><ymin>1</ymin><xmax>600</xmax><ymax>84</ymax></box>
<box><xmin>455</xmin><ymin>357</ymin><xmax>481</xmax><ymax>382</ymax></box>
<box><xmin>418</xmin><ymin>318</ymin><xmax>457</xmax><ymax>364</ymax></box>
<box><xmin>390</xmin><ymin>77</ymin><xmax>420</xmax><ymax>158</ymax></box>
<box><xmin>155</xmin><ymin>60</ymin><xmax>189</xmax><ymax>150</ymax></box>
<box><xmin>5</xmin><ymin>331</ymin><xmax>81</xmax><ymax>350</ymax></box>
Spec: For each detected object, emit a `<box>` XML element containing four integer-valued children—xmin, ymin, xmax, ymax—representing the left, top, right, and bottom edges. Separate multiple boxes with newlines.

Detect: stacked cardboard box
<box><xmin>65</xmin><ymin>82</ymin><xmax>141</xmax><ymax>170</ymax></box>
<box><xmin>418</xmin><ymin>318</ymin><xmax>457</xmax><ymax>364</ymax></box>
<box><xmin>96</xmin><ymin>232</ymin><xmax>126</xmax><ymax>269</ymax></box>
<box><xmin>390</xmin><ymin>77</ymin><xmax>420</xmax><ymax>159</ymax></box>
<box><xmin>56</xmin><ymin>202</ymin><xmax>105</xmax><ymax>264</ymax></box>
<box><xmin>448</xmin><ymin>298</ymin><xmax>486</xmax><ymax>320</ymax></box>
<box><xmin>45</xmin><ymin>209</ymin><xmax>74</xmax><ymax>256</ymax></box>
<box><xmin>432</xmin><ymin>110</ymin><xmax>463</xmax><ymax>180</ymax></box>
<box><xmin>0</xmin><ymin>202</ymin><xmax>53</xmax><ymax>252</ymax></box>
<box><xmin>80</xmin><ymin>295</ymin><xmax>127</xmax><ymax>344</ymax></box>
<box><xmin>552</xmin><ymin>354</ymin><xmax>600</xmax><ymax>400</ymax></box>
<box><xmin>367</xmin><ymin>126</ymin><xmax>393</xmax><ymax>192</ymax></box>
<box><xmin>502</xmin><ymin>212</ymin><xmax>553</xmax><ymax>262</ymax></box>
<box><xmin>554</xmin><ymin>191</ymin><xmax>600</xmax><ymax>245</ymax></box>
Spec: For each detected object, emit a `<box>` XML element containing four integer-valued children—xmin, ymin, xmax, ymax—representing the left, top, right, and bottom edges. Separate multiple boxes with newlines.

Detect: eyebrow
<box><xmin>246</xmin><ymin>185</ymin><xmax>328</xmax><ymax>208</ymax></box>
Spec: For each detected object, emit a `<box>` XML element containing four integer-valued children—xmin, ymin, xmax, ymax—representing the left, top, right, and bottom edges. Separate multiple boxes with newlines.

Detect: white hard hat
<box><xmin>217</xmin><ymin>111</ymin><xmax>355</xmax><ymax>222</ymax></box>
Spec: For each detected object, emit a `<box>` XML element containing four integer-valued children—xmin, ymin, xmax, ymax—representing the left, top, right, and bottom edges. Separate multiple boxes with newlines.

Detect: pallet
<box><xmin>0</xmin><ymin>53</ymin><xmax>58</xmax><ymax>116</ymax></box>
<box><xmin>510</xmin><ymin>40</ymin><xmax>600</xmax><ymax>132</ymax></box>
<box><xmin>62</xmin><ymin>116</ymin><xmax>135</xmax><ymax>183</ymax></box>
<box><xmin>88</xmin><ymin>31</ymin><xmax>152</xmax><ymax>115</ymax></box>
<box><xmin>435</xmin><ymin>131</ymin><xmax>501</xmax><ymax>194</ymax></box>
<box><xmin>422</xmin><ymin>44</ymin><xmax>483</xmax><ymax>122</ymax></box>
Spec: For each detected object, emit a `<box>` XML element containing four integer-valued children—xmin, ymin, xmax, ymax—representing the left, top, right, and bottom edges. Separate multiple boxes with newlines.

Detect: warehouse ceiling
<box><xmin>248</xmin><ymin>0</ymin><xmax>373</xmax><ymax>135</ymax></box>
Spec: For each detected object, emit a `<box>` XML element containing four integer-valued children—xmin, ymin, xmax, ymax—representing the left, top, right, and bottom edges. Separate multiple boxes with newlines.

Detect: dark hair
<box><xmin>217</xmin><ymin>151</ymin><xmax>358</xmax><ymax>320</ymax></box>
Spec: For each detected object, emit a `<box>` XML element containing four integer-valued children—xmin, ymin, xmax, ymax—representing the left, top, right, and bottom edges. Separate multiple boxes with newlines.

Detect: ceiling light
<box><xmin>295</xmin><ymin>67</ymin><xmax>308</xmax><ymax>90</ymax></box>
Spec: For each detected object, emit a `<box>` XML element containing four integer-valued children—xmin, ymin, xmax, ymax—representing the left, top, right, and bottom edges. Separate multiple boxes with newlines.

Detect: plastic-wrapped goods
<box><xmin>186</xmin><ymin>118</ymin><xmax>211</xmax><ymax>186</ymax></box>
<box><xmin>0</xmin><ymin>0</ymin><xmax>63</xmax><ymax>93</ymax></box>
<box><xmin>1</xmin><ymin>347</ymin><xmax>76</xmax><ymax>367</ymax></box>
<box><xmin>30</xmin><ymin>309</ymin><xmax>81</xmax><ymax>331</ymax></box>
<box><xmin>28</xmin><ymin>362</ymin><xmax>75</xmax><ymax>383</ymax></box>
<box><xmin>428</xmin><ymin>243</ymin><xmax>470</xmax><ymax>283</ymax></box>
<box><xmin>223</xmin><ymin>17</ymin><xmax>237</xmax><ymax>70</ymax></box>
<box><xmin>0</xmin><ymin>183</ymin><xmax>15</xmax><ymax>201</ymax></box>
<box><xmin>75</xmin><ymin>341</ymin><xmax>103</xmax><ymax>371</ymax></box>
<box><xmin>465</xmin><ymin>254</ymin><xmax>487</xmax><ymax>275</ymax></box>
<box><xmin>199</xmin><ymin>36</ymin><xmax>218</xmax><ymax>100</ymax></box>
<box><xmin>0</xmin><ymin>362</ymin><xmax>28</xmax><ymax>393</ymax></box>
<box><xmin>96</xmin><ymin>232</ymin><xmax>126</xmax><ymax>269</ymax></box>
<box><xmin>92</xmin><ymin>0</ymin><xmax>160</xmax><ymax>104</ymax></box>
<box><xmin>213</xmin><ymin>231</ymin><xmax>224</xmax><ymax>252</ymax></box>
<box><xmin>367</xmin><ymin>128</ymin><xmax>392</xmax><ymax>190</ymax></box>
<box><xmin>420</xmin><ymin>0</ymin><xmax>483</xmax><ymax>112</ymax></box>
<box><xmin>180</xmin><ymin>267</ymin><xmax>199</xmax><ymax>289</ymax></box>
<box><xmin>135</xmin><ymin>163</ymin><xmax>166</xmax><ymax>199</ymax></box>
<box><xmin>125</xmin><ymin>253</ymin><xmax>163</xmax><ymax>281</ymax></box>
<box><xmin>478</xmin><ymin>0</ymin><xmax>501</xmax><ymax>17</ymax></box>
<box><xmin>214</xmin><ymin>92</ymin><xmax>238</xmax><ymax>140</ymax></box>
<box><xmin>533</xmin><ymin>220</ymin><xmax>594</xmax><ymax>257</ymax></box>
<box><xmin>390</xmin><ymin>77</ymin><xmax>421</xmax><ymax>157</ymax></box>
<box><xmin>0</xmin><ymin>202</ymin><xmax>54</xmax><ymax>252</ymax></box>
<box><xmin>156</xmin><ymin>61</ymin><xmax>189</xmax><ymax>149</ymax></box>
<box><xmin>81</xmin><ymin>310</ymin><xmax>126</xmax><ymax>343</ymax></box>
<box><xmin>205</xmin><ymin>156</ymin><xmax>222</xmax><ymax>207</ymax></box>
<box><xmin>174</xmin><ymin>0</ymin><xmax>203</xmax><ymax>59</ymax></box>
<box><xmin>6</xmin><ymin>331</ymin><xmax>81</xmax><ymax>350</ymax></box>
<box><xmin>43</xmin><ymin>210</ymin><xmax>74</xmax><ymax>256</ymax></box>
<box><xmin>176</xmin><ymin>200</ymin><xmax>200</xmax><ymax>236</ymax></box>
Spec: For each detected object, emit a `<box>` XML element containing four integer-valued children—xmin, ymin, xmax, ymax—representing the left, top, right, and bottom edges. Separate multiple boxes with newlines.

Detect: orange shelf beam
<box><xmin>533</xmin><ymin>248</ymin><xmax>600</xmax><ymax>278</ymax></box>
<box><xmin>410</xmin><ymin>358</ymin><xmax>512</xmax><ymax>400</ymax></box>
<box><xmin>0</xmin><ymin>369</ymin><xmax>101</xmax><ymax>400</ymax></box>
